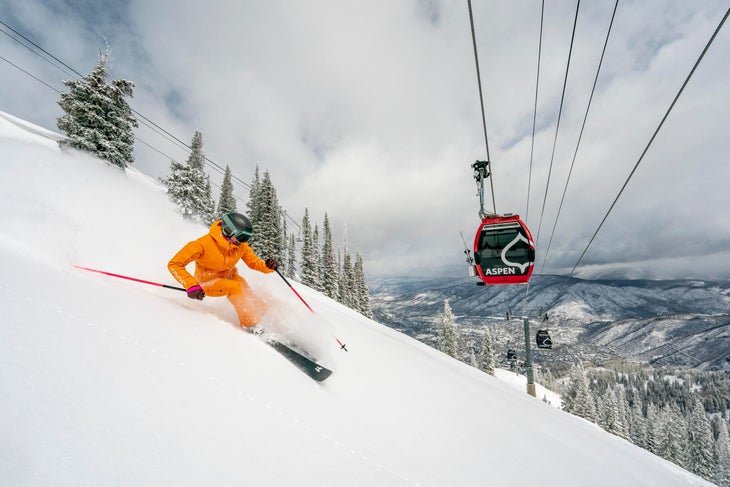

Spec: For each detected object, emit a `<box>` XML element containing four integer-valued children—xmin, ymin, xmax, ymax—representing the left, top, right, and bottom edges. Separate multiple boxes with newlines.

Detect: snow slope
<box><xmin>0</xmin><ymin>113</ymin><xmax>713</xmax><ymax>486</ymax></box>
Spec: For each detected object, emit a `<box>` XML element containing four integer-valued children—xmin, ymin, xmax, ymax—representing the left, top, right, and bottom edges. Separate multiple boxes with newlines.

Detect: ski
<box><xmin>260</xmin><ymin>333</ymin><xmax>333</xmax><ymax>382</ymax></box>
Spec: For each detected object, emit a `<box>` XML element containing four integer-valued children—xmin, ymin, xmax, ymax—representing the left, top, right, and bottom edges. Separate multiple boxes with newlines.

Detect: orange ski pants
<box><xmin>202</xmin><ymin>276</ymin><xmax>266</xmax><ymax>327</ymax></box>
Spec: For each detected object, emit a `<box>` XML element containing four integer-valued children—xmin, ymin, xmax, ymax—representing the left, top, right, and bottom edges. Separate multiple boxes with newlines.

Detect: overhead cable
<box><xmin>525</xmin><ymin>0</ymin><xmax>545</xmax><ymax>223</ymax></box>
<box><xmin>534</xmin><ymin>0</ymin><xmax>581</xmax><ymax>252</ymax></box>
<box><xmin>467</xmin><ymin>0</ymin><xmax>497</xmax><ymax>215</ymax></box>
<box><xmin>566</xmin><ymin>7</ymin><xmax>729</xmax><ymax>279</ymax></box>
<box><xmin>0</xmin><ymin>19</ymin><xmax>251</xmax><ymax>190</ymax></box>
<box><xmin>541</xmin><ymin>0</ymin><xmax>619</xmax><ymax>273</ymax></box>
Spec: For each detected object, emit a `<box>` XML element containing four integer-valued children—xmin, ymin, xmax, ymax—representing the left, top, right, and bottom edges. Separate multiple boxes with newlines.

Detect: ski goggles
<box><xmin>221</xmin><ymin>221</ymin><xmax>252</xmax><ymax>243</ymax></box>
<box><xmin>223</xmin><ymin>227</ymin><xmax>252</xmax><ymax>243</ymax></box>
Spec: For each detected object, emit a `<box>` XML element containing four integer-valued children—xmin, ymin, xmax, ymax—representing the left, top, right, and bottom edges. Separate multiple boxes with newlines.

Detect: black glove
<box><xmin>265</xmin><ymin>258</ymin><xmax>280</xmax><ymax>271</ymax></box>
<box><xmin>186</xmin><ymin>285</ymin><xmax>205</xmax><ymax>300</ymax></box>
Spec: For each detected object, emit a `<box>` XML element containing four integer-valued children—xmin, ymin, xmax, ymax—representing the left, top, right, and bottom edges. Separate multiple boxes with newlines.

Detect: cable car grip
<box><xmin>472</xmin><ymin>160</ymin><xmax>495</xmax><ymax>219</ymax></box>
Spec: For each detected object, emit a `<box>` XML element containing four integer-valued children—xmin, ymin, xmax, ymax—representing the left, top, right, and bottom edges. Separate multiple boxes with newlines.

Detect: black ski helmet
<box><xmin>221</xmin><ymin>212</ymin><xmax>253</xmax><ymax>243</ymax></box>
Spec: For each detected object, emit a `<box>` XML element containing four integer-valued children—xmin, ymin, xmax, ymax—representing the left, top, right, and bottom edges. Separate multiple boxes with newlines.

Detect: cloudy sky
<box><xmin>1</xmin><ymin>0</ymin><xmax>728</xmax><ymax>280</ymax></box>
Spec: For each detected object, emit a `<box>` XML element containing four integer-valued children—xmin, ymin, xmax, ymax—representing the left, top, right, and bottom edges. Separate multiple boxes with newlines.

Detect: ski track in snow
<box><xmin>3</xmin><ymin>284</ymin><xmax>421</xmax><ymax>486</ymax></box>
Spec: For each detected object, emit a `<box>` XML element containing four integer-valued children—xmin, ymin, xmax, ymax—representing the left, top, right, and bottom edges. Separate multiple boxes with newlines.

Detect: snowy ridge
<box><xmin>0</xmin><ymin>114</ymin><xmax>714</xmax><ymax>485</ymax></box>
<box><xmin>0</xmin><ymin>110</ymin><xmax>63</xmax><ymax>144</ymax></box>
<box><xmin>370</xmin><ymin>275</ymin><xmax>730</xmax><ymax>370</ymax></box>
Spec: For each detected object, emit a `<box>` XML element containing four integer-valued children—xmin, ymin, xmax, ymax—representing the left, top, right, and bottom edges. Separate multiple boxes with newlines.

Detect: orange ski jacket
<box><xmin>168</xmin><ymin>220</ymin><xmax>273</xmax><ymax>290</ymax></box>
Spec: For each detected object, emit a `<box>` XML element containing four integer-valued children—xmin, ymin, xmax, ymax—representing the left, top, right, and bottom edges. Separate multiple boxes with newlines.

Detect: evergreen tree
<box><xmin>201</xmin><ymin>177</ymin><xmax>215</xmax><ymax>225</ymax></box>
<box><xmin>629</xmin><ymin>400</ymin><xmax>648</xmax><ymax>449</ymax></box>
<box><xmin>339</xmin><ymin>245</ymin><xmax>355</xmax><ymax>307</ymax></box>
<box><xmin>561</xmin><ymin>364</ymin><xmax>579</xmax><ymax>414</ymax></box>
<box><xmin>659</xmin><ymin>404</ymin><xmax>687</xmax><ymax>468</ymax></box>
<box><xmin>478</xmin><ymin>327</ymin><xmax>495</xmax><ymax>375</ymax></box>
<box><xmin>602</xmin><ymin>387</ymin><xmax>620</xmax><ymax>434</ymax></box>
<box><xmin>250</xmin><ymin>170</ymin><xmax>281</xmax><ymax>260</ymax></box>
<box><xmin>353</xmin><ymin>251</ymin><xmax>372</xmax><ymax>318</ymax></box>
<box><xmin>186</xmin><ymin>131</ymin><xmax>214</xmax><ymax>224</ymax></box>
<box><xmin>247</xmin><ymin>165</ymin><xmax>262</xmax><ymax>230</ymax></box>
<box><xmin>161</xmin><ymin>159</ymin><xmax>210</xmax><ymax>223</ymax></box>
<box><xmin>321</xmin><ymin>213</ymin><xmax>339</xmax><ymax>300</ymax></box>
<box><xmin>615</xmin><ymin>386</ymin><xmax>631</xmax><ymax>440</ymax></box>
<box><xmin>646</xmin><ymin>403</ymin><xmax>661</xmax><ymax>455</ymax></box>
<box><xmin>686</xmin><ymin>397</ymin><xmax>715</xmax><ymax>480</ymax></box>
<box><xmin>300</xmin><ymin>208</ymin><xmax>319</xmax><ymax>288</ymax></box>
<box><xmin>187</xmin><ymin>131</ymin><xmax>205</xmax><ymax>169</ymax></box>
<box><xmin>601</xmin><ymin>385</ymin><xmax>630</xmax><ymax>440</ymax></box>
<box><xmin>286</xmin><ymin>232</ymin><xmax>297</xmax><ymax>279</ymax></box>
<box><xmin>312</xmin><ymin>224</ymin><xmax>323</xmax><ymax>291</ymax></box>
<box><xmin>541</xmin><ymin>368</ymin><xmax>556</xmax><ymax>392</ymax></box>
<box><xmin>161</xmin><ymin>132</ymin><xmax>214</xmax><ymax>225</ymax></box>
<box><xmin>436</xmin><ymin>300</ymin><xmax>458</xmax><ymax>358</ymax></box>
<box><xmin>216</xmin><ymin>165</ymin><xmax>237</xmax><ymax>217</ymax></box>
<box><xmin>336</xmin><ymin>249</ymin><xmax>343</xmax><ymax>301</ymax></box>
<box><xmin>57</xmin><ymin>49</ymin><xmax>138</xmax><ymax>168</ymax></box>
<box><xmin>280</xmin><ymin>213</ymin><xmax>289</xmax><ymax>273</ymax></box>
<box><xmin>564</xmin><ymin>364</ymin><xmax>597</xmax><ymax>423</ymax></box>
<box><xmin>714</xmin><ymin>418</ymin><xmax>730</xmax><ymax>487</ymax></box>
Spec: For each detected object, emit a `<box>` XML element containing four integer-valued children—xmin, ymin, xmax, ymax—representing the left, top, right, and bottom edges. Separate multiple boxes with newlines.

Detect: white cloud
<box><xmin>0</xmin><ymin>0</ymin><xmax>728</xmax><ymax>279</ymax></box>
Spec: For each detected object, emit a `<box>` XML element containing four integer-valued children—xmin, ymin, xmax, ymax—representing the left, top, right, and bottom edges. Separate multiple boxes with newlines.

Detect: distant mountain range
<box><xmin>369</xmin><ymin>275</ymin><xmax>730</xmax><ymax>371</ymax></box>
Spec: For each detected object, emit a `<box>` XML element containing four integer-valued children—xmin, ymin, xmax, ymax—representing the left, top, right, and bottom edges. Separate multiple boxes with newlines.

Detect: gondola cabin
<box><xmin>473</xmin><ymin>214</ymin><xmax>535</xmax><ymax>285</ymax></box>
<box><xmin>536</xmin><ymin>329</ymin><xmax>553</xmax><ymax>349</ymax></box>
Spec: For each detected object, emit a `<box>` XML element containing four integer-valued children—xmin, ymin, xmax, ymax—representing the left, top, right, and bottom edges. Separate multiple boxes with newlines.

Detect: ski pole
<box><xmin>274</xmin><ymin>269</ymin><xmax>348</xmax><ymax>352</ymax></box>
<box><xmin>73</xmin><ymin>265</ymin><xmax>186</xmax><ymax>292</ymax></box>
<box><xmin>274</xmin><ymin>268</ymin><xmax>314</xmax><ymax>314</ymax></box>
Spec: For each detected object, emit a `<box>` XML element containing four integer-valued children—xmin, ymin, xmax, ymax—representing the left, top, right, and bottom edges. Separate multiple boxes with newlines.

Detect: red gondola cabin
<box><xmin>473</xmin><ymin>214</ymin><xmax>535</xmax><ymax>285</ymax></box>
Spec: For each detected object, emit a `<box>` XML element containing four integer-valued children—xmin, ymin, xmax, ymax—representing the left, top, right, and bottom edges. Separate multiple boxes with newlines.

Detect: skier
<box><xmin>168</xmin><ymin>212</ymin><xmax>280</xmax><ymax>330</ymax></box>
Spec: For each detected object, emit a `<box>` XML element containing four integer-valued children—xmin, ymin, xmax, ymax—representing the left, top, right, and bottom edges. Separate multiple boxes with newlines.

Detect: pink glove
<box><xmin>186</xmin><ymin>285</ymin><xmax>205</xmax><ymax>300</ymax></box>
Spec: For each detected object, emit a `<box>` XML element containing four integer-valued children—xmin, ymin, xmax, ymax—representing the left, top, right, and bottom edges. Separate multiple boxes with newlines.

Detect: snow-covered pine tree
<box><xmin>563</xmin><ymin>363</ymin><xmax>597</xmax><ymax>423</ymax></box>
<box><xmin>186</xmin><ymin>131</ymin><xmax>214</xmax><ymax>224</ymax></box>
<box><xmin>478</xmin><ymin>328</ymin><xmax>495</xmax><ymax>375</ymax></box>
<box><xmin>286</xmin><ymin>232</ymin><xmax>297</xmax><ymax>279</ymax></box>
<box><xmin>561</xmin><ymin>363</ymin><xmax>578</xmax><ymax>413</ymax></box>
<box><xmin>311</xmin><ymin>224</ymin><xmax>323</xmax><ymax>291</ymax></box>
<box><xmin>161</xmin><ymin>159</ymin><xmax>206</xmax><ymax>223</ymax></box>
<box><xmin>645</xmin><ymin>403</ymin><xmax>661</xmax><ymax>455</ymax></box>
<box><xmin>436</xmin><ymin>300</ymin><xmax>458</xmax><ymax>358</ymax></box>
<box><xmin>339</xmin><ymin>245</ymin><xmax>355</xmax><ymax>307</ymax></box>
<box><xmin>321</xmin><ymin>213</ymin><xmax>339</xmax><ymax>300</ymax></box>
<box><xmin>353</xmin><ymin>251</ymin><xmax>372</xmax><ymax>318</ymax></box>
<box><xmin>57</xmin><ymin>49</ymin><xmax>138</xmax><ymax>169</ymax></box>
<box><xmin>280</xmin><ymin>213</ymin><xmax>288</xmax><ymax>273</ymax></box>
<box><xmin>160</xmin><ymin>132</ymin><xmax>214</xmax><ymax>225</ymax></box>
<box><xmin>602</xmin><ymin>387</ymin><xmax>620</xmax><ymax>435</ymax></box>
<box><xmin>614</xmin><ymin>386</ymin><xmax>631</xmax><ymax>440</ymax></box>
<box><xmin>686</xmin><ymin>397</ymin><xmax>716</xmax><ymax>480</ymax></box>
<box><xmin>300</xmin><ymin>208</ymin><xmax>319</xmax><ymax>288</ymax></box>
<box><xmin>539</xmin><ymin>368</ymin><xmax>556</xmax><ymax>391</ymax></box>
<box><xmin>714</xmin><ymin>418</ymin><xmax>730</xmax><ymax>487</ymax></box>
<box><xmin>187</xmin><ymin>131</ymin><xmax>205</xmax><ymax>169</ymax></box>
<box><xmin>201</xmin><ymin>177</ymin><xmax>215</xmax><ymax>225</ymax></box>
<box><xmin>249</xmin><ymin>170</ymin><xmax>282</xmax><ymax>260</ymax></box>
<box><xmin>575</xmin><ymin>373</ymin><xmax>598</xmax><ymax>423</ymax></box>
<box><xmin>629</xmin><ymin>400</ymin><xmax>648</xmax><ymax>449</ymax></box>
<box><xmin>216</xmin><ymin>165</ymin><xmax>237</xmax><ymax>217</ymax></box>
<box><xmin>594</xmin><ymin>394</ymin><xmax>606</xmax><ymax>427</ymax></box>
<box><xmin>659</xmin><ymin>404</ymin><xmax>687</xmax><ymax>467</ymax></box>
<box><xmin>247</xmin><ymin>165</ymin><xmax>262</xmax><ymax>231</ymax></box>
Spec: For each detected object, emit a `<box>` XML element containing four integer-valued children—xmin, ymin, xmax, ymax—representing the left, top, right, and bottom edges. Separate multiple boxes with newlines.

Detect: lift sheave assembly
<box><xmin>466</xmin><ymin>160</ymin><xmax>536</xmax><ymax>286</ymax></box>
